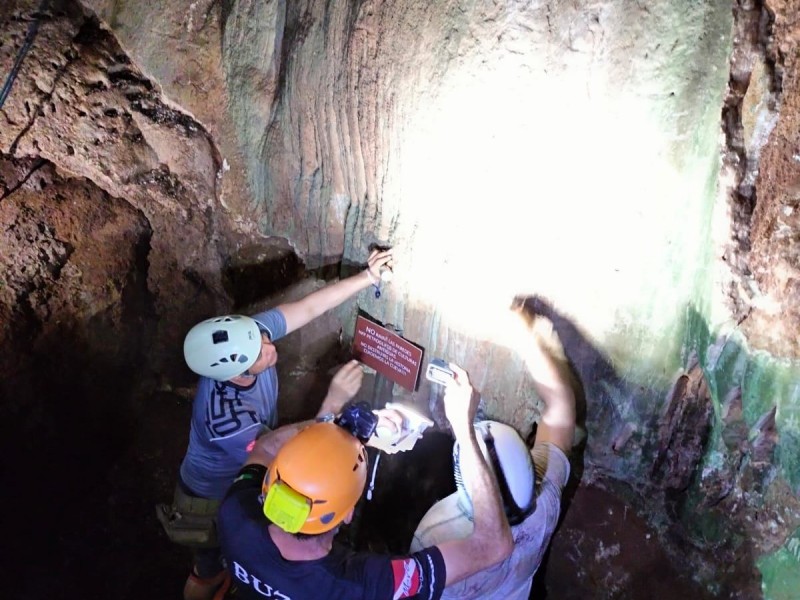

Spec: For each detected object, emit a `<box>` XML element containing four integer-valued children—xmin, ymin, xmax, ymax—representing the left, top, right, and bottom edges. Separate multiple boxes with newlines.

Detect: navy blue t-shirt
<box><xmin>218</xmin><ymin>465</ymin><xmax>447</xmax><ymax>600</ymax></box>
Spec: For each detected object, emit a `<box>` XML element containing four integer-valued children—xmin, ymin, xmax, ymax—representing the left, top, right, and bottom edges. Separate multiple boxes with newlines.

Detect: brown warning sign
<box><xmin>352</xmin><ymin>316</ymin><xmax>423</xmax><ymax>391</ymax></box>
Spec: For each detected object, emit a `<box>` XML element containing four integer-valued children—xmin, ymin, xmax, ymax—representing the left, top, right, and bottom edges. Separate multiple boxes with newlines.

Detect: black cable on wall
<box><xmin>0</xmin><ymin>0</ymin><xmax>52</xmax><ymax>111</ymax></box>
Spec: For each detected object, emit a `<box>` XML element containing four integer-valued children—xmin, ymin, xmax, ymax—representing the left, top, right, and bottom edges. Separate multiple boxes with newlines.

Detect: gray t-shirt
<box><xmin>179</xmin><ymin>308</ymin><xmax>287</xmax><ymax>500</ymax></box>
<box><xmin>410</xmin><ymin>443</ymin><xmax>570</xmax><ymax>600</ymax></box>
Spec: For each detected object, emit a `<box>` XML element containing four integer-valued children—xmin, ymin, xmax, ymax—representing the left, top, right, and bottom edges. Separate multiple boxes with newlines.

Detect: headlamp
<box><xmin>335</xmin><ymin>401</ymin><xmax>379</xmax><ymax>443</ymax></box>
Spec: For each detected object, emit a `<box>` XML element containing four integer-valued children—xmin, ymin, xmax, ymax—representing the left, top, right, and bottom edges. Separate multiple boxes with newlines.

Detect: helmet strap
<box><xmin>483</xmin><ymin>425</ymin><xmax>535</xmax><ymax>526</ymax></box>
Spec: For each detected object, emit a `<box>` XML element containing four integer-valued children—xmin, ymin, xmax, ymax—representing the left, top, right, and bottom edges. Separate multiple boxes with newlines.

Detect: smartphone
<box><xmin>425</xmin><ymin>358</ymin><xmax>454</xmax><ymax>385</ymax></box>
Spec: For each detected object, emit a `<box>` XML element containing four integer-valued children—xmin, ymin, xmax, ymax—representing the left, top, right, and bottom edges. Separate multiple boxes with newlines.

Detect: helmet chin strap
<box><xmin>240</xmin><ymin>333</ymin><xmax>271</xmax><ymax>378</ymax></box>
<box><xmin>454</xmin><ymin>423</ymin><xmax>536</xmax><ymax>526</ymax></box>
<box><xmin>227</xmin><ymin>370</ymin><xmax>257</xmax><ymax>385</ymax></box>
<box><xmin>483</xmin><ymin>425</ymin><xmax>534</xmax><ymax>526</ymax></box>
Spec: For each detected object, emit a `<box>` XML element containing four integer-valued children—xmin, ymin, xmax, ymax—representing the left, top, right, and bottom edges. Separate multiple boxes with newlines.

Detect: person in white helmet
<box><xmin>410</xmin><ymin>295</ymin><xmax>576</xmax><ymax>600</ymax></box>
<box><xmin>158</xmin><ymin>248</ymin><xmax>393</xmax><ymax>600</ymax></box>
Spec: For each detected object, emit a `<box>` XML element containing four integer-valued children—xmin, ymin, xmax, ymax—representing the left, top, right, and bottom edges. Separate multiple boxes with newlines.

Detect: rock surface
<box><xmin>2</xmin><ymin>0</ymin><xmax>800</xmax><ymax>598</ymax></box>
<box><xmin>0</xmin><ymin>1</ymin><xmax>234</xmax><ymax>378</ymax></box>
<box><xmin>721</xmin><ymin>0</ymin><xmax>800</xmax><ymax>360</ymax></box>
<box><xmin>744</xmin><ymin>0</ymin><xmax>800</xmax><ymax>358</ymax></box>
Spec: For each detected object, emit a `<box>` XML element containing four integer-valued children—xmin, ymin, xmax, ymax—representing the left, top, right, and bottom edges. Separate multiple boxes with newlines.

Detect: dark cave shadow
<box><xmin>0</xmin><ymin>313</ymin><xmax>157</xmax><ymax>599</ymax></box>
<box><xmin>0</xmin><ymin>216</ymin><xmax>199</xmax><ymax>599</ymax></box>
<box><xmin>222</xmin><ymin>246</ymin><xmax>305</xmax><ymax>311</ymax></box>
<box><xmin>341</xmin><ymin>431</ymin><xmax>457</xmax><ymax>555</ymax></box>
<box><xmin>222</xmin><ymin>247</ymin><xmax>374</xmax><ymax>312</ymax></box>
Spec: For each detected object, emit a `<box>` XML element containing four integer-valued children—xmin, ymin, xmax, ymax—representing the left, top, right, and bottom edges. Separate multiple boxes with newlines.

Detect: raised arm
<box><xmin>243</xmin><ymin>360</ymin><xmax>366</xmax><ymax>467</ymax></box>
<box><xmin>435</xmin><ymin>365</ymin><xmax>514</xmax><ymax>585</ymax></box>
<box><xmin>317</xmin><ymin>359</ymin><xmax>364</xmax><ymax>415</ymax></box>
<box><xmin>276</xmin><ymin>249</ymin><xmax>392</xmax><ymax>334</ymax></box>
<box><xmin>511</xmin><ymin>296</ymin><xmax>576</xmax><ymax>454</ymax></box>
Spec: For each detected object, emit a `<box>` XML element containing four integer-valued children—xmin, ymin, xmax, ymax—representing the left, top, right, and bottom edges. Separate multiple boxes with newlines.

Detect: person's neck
<box><xmin>228</xmin><ymin>373</ymin><xmax>256</xmax><ymax>387</ymax></box>
<box><xmin>269</xmin><ymin>525</ymin><xmax>335</xmax><ymax>561</ymax></box>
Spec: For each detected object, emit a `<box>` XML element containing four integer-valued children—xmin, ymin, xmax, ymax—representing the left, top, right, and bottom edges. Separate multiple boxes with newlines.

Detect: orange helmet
<box><xmin>262</xmin><ymin>422</ymin><xmax>368</xmax><ymax>534</ymax></box>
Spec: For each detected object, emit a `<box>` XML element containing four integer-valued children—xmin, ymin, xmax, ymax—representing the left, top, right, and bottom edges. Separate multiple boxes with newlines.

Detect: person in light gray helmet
<box><xmin>159</xmin><ymin>248</ymin><xmax>393</xmax><ymax>600</ymax></box>
<box><xmin>411</xmin><ymin>296</ymin><xmax>576</xmax><ymax>600</ymax></box>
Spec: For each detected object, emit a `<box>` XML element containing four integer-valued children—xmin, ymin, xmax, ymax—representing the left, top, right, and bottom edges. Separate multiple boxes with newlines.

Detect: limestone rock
<box><xmin>1</xmin><ymin>1</ymin><xmax>231</xmax><ymax>373</ymax></box>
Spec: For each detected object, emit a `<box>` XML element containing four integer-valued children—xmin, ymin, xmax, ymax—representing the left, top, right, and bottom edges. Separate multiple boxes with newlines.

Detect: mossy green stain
<box><xmin>758</xmin><ymin>528</ymin><xmax>800</xmax><ymax>600</ymax></box>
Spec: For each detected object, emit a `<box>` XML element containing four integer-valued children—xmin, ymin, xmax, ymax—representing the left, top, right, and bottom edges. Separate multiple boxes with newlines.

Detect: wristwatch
<box><xmin>315</xmin><ymin>412</ymin><xmax>336</xmax><ymax>423</ymax></box>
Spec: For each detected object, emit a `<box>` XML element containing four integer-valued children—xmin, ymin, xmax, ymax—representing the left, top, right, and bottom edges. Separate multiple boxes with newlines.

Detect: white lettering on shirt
<box><xmin>232</xmin><ymin>561</ymin><xmax>292</xmax><ymax>600</ymax></box>
<box><xmin>394</xmin><ymin>559</ymin><xmax>416</xmax><ymax>599</ymax></box>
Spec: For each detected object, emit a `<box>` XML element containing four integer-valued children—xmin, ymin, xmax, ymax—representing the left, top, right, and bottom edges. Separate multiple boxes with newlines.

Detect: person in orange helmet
<box><xmin>217</xmin><ymin>364</ymin><xmax>514</xmax><ymax>600</ymax></box>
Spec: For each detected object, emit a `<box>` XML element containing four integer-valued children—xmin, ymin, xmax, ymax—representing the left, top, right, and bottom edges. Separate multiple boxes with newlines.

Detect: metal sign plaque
<box><xmin>352</xmin><ymin>315</ymin><xmax>423</xmax><ymax>391</ymax></box>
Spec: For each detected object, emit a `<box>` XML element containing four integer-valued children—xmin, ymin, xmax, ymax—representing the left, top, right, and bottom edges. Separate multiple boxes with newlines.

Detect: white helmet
<box><xmin>453</xmin><ymin>420</ymin><xmax>536</xmax><ymax>525</ymax></box>
<box><xmin>183</xmin><ymin>315</ymin><xmax>262</xmax><ymax>381</ymax></box>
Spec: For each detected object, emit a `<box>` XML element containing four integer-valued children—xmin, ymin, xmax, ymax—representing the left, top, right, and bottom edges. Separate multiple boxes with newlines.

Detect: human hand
<box><xmin>442</xmin><ymin>363</ymin><xmax>478</xmax><ymax>434</ymax></box>
<box><xmin>510</xmin><ymin>295</ymin><xmax>552</xmax><ymax>329</ymax></box>
<box><xmin>365</xmin><ymin>247</ymin><xmax>393</xmax><ymax>283</ymax></box>
<box><xmin>321</xmin><ymin>360</ymin><xmax>364</xmax><ymax>414</ymax></box>
<box><xmin>371</xmin><ymin>408</ymin><xmax>405</xmax><ymax>438</ymax></box>
<box><xmin>510</xmin><ymin>295</ymin><xmax>563</xmax><ymax>361</ymax></box>
<box><xmin>367</xmin><ymin>407</ymin><xmax>428</xmax><ymax>454</ymax></box>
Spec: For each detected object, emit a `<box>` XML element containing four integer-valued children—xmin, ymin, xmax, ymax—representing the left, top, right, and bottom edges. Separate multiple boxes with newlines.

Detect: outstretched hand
<box><xmin>372</xmin><ymin>407</ymin><xmax>405</xmax><ymax>437</ymax></box>
<box><xmin>366</xmin><ymin>247</ymin><xmax>393</xmax><ymax>282</ymax></box>
<box><xmin>510</xmin><ymin>294</ymin><xmax>553</xmax><ymax>328</ymax></box>
<box><xmin>510</xmin><ymin>294</ymin><xmax>565</xmax><ymax>363</ymax></box>
<box><xmin>321</xmin><ymin>360</ymin><xmax>364</xmax><ymax>414</ymax></box>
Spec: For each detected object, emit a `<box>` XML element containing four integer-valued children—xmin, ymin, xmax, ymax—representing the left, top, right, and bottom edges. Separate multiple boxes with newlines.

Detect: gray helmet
<box><xmin>453</xmin><ymin>420</ymin><xmax>536</xmax><ymax>525</ymax></box>
<box><xmin>183</xmin><ymin>315</ymin><xmax>262</xmax><ymax>380</ymax></box>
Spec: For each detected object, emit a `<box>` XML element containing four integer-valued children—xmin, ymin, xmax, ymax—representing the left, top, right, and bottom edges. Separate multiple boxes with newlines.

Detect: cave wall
<box><xmin>0</xmin><ymin>1</ymin><xmax>233</xmax><ymax>377</ymax></box>
<box><xmin>738</xmin><ymin>0</ymin><xmax>800</xmax><ymax>359</ymax></box>
<box><xmin>709</xmin><ymin>1</ymin><xmax>800</xmax><ymax>597</ymax></box>
<box><xmin>214</xmin><ymin>1</ymin><xmax>742</xmax><ymax>538</ymax></box>
<box><xmin>0</xmin><ymin>156</ymin><xmax>151</xmax><ymax>379</ymax></box>
<box><xmin>0</xmin><ymin>156</ymin><xmax>155</xmax><ymax>597</ymax></box>
<box><xmin>0</xmin><ymin>5</ymin><xmax>238</xmax><ymax>596</ymax></box>
<box><xmin>2</xmin><ymin>0</ymin><xmax>800</xmax><ymax>597</ymax></box>
<box><xmin>213</xmin><ymin>0</ymin><xmax>736</xmax><ymax>433</ymax></box>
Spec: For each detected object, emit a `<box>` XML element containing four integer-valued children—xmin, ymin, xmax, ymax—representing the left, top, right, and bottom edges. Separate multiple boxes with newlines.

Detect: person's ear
<box><xmin>344</xmin><ymin>508</ymin><xmax>355</xmax><ymax>525</ymax></box>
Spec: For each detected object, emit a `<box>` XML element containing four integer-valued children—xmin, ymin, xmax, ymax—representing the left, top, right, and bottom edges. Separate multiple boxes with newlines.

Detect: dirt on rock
<box><xmin>737</xmin><ymin>0</ymin><xmax>800</xmax><ymax>358</ymax></box>
<box><xmin>541</xmin><ymin>484</ymin><xmax>723</xmax><ymax>600</ymax></box>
